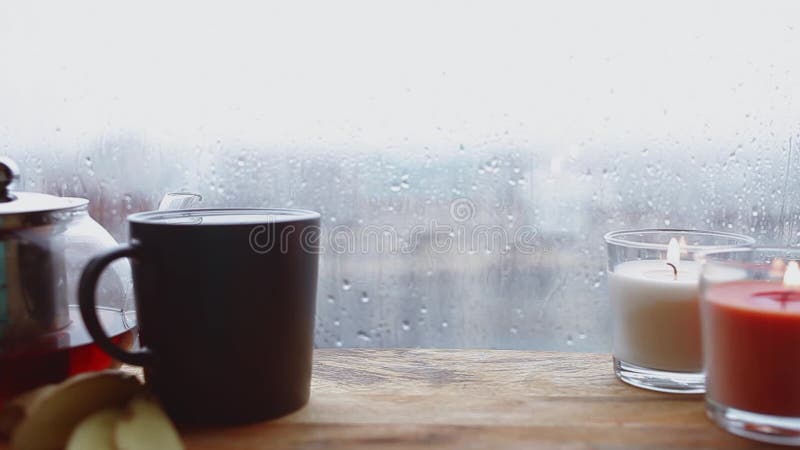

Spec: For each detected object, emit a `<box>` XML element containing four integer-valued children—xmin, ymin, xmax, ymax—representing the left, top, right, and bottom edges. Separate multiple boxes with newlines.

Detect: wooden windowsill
<box><xmin>159</xmin><ymin>348</ymin><xmax>767</xmax><ymax>449</ymax></box>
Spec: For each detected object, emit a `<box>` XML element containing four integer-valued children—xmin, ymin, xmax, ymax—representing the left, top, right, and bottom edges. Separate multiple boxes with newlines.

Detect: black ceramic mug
<box><xmin>79</xmin><ymin>208</ymin><xmax>320</xmax><ymax>424</ymax></box>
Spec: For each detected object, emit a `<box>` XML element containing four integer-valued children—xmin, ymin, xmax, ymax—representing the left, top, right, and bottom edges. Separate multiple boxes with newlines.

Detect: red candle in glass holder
<box><xmin>703</xmin><ymin>262</ymin><xmax>800</xmax><ymax>416</ymax></box>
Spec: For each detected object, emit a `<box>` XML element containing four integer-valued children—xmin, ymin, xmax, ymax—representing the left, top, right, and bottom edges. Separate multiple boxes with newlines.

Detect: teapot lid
<box><xmin>0</xmin><ymin>157</ymin><xmax>88</xmax><ymax>229</ymax></box>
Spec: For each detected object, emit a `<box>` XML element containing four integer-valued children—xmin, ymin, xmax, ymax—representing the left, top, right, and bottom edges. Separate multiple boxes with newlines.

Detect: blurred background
<box><xmin>1</xmin><ymin>0</ymin><xmax>799</xmax><ymax>351</ymax></box>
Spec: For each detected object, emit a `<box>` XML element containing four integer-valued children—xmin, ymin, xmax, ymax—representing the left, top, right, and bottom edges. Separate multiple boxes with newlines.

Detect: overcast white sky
<box><xmin>1</xmin><ymin>1</ymin><xmax>798</xmax><ymax>153</ymax></box>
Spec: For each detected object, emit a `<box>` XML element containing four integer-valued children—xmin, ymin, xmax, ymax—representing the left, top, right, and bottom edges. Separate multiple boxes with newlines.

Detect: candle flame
<box><xmin>666</xmin><ymin>238</ymin><xmax>680</xmax><ymax>267</ymax></box>
<box><xmin>771</xmin><ymin>258</ymin><xmax>787</xmax><ymax>278</ymax></box>
<box><xmin>784</xmin><ymin>261</ymin><xmax>800</xmax><ymax>289</ymax></box>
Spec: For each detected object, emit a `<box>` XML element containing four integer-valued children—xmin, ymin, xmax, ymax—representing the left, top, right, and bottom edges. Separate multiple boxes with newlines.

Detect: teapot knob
<box><xmin>0</xmin><ymin>157</ymin><xmax>20</xmax><ymax>202</ymax></box>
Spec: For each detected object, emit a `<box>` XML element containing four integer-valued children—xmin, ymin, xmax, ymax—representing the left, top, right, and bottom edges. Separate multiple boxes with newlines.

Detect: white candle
<box><xmin>608</xmin><ymin>238</ymin><xmax>703</xmax><ymax>372</ymax></box>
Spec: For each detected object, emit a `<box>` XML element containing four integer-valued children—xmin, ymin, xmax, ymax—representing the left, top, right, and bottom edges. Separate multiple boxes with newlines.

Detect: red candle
<box><xmin>703</xmin><ymin>278</ymin><xmax>800</xmax><ymax>416</ymax></box>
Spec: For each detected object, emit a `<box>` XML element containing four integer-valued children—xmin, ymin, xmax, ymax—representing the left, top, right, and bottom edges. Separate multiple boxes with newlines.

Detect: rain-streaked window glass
<box><xmin>2</xmin><ymin>1</ymin><xmax>799</xmax><ymax>350</ymax></box>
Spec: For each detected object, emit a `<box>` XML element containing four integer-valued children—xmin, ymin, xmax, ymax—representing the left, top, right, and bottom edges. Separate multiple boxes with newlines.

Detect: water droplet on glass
<box><xmin>360</xmin><ymin>292</ymin><xmax>369</xmax><ymax>303</ymax></box>
<box><xmin>342</xmin><ymin>280</ymin><xmax>351</xmax><ymax>291</ymax></box>
<box><xmin>420</xmin><ymin>306</ymin><xmax>428</xmax><ymax>314</ymax></box>
<box><xmin>441</xmin><ymin>321</ymin><xmax>448</xmax><ymax>328</ymax></box>
<box><xmin>401</xmin><ymin>320</ymin><xmax>411</xmax><ymax>331</ymax></box>
<box><xmin>510</xmin><ymin>327</ymin><xmax>518</xmax><ymax>334</ymax></box>
<box><xmin>327</xmin><ymin>295</ymin><xmax>335</xmax><ymax>304</ymax></box>
<box><xmin>357</xmin><ymin>331</ymin><xmax>371</xmax><ymax>341</ymax></box>
<box><xmin>566</xmin><ymin>335</ymin><xmax>574</xmax><ymax>346</ymax></box>
<box><xmin>335</xmin><ymin>340</ymin><xmax>343</xmax><ymax>347</ymax></box>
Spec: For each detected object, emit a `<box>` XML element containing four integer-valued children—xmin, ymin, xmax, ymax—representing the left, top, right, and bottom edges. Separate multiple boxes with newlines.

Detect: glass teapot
<box><xmin>0</xmin><ymin>157</ymin><xmax>199</xmax><ymax>401</ymax></box>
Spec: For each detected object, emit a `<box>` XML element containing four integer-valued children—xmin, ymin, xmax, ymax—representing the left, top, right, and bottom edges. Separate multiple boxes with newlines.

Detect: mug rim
<box><xmin>128</xmin><ymin>207</ymin><xmax>321</xmax><ymax>226</ymax></box>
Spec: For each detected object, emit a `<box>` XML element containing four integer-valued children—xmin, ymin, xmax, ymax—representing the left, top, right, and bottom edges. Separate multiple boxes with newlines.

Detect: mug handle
<box><xmin>78</xmin><ymin>243</ymin><xmax>153</xmax><ymax>367</ymax></box>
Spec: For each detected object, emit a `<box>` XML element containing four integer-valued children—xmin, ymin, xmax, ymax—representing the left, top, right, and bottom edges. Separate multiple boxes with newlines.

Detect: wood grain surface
<box><xmin>177</xmin><ymin>349</ymin><xmax>778</xmax><ymax>450</ymax></box>
<box><xmin>0</xmin><ymin>349</ymin><xmax>777</xmax><ymax>449</ymax></box>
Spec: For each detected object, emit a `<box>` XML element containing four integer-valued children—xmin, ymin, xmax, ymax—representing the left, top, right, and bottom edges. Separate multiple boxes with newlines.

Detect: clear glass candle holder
<box><xmin>604</xmin><ymin>229</ymin><xmax>754</xmax><ymax>394</ymax></box>
<box><xmin>701</xmin><ymin>248</ymin><xmax>800</xmax><ymax>445</ymax></box>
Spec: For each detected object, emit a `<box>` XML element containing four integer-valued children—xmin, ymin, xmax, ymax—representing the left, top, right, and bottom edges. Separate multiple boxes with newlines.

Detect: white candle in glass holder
<box><xmin>608</xmin><ymin>238</ymin><xmax>703</xmax><ymax>372</ymax></box>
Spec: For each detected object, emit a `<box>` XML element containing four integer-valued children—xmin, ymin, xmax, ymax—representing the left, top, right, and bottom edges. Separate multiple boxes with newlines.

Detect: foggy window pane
<box><xmin>2</xmin><ymin>1</ymin><xmax>799</xmax><ymax>350</ymax></box>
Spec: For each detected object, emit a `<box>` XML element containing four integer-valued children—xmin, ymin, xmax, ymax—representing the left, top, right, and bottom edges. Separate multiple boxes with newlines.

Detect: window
<box><xmin>2</xmin><ymin>1</ymin><xmax>799</xmax><ymax>350</ymax></box>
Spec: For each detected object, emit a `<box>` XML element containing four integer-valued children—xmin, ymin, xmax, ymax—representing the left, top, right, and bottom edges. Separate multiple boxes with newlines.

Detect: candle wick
<box><xmin>666</xmin><ymin>262</ymin><xmax>677</xmax><ymax>281</ymax></box>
